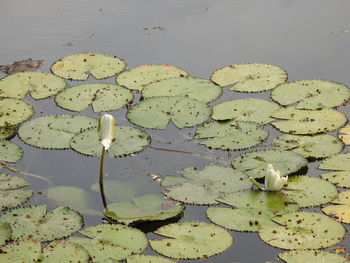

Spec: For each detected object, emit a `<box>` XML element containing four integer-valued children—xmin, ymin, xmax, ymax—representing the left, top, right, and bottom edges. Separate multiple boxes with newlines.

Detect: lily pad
<box><xmin>232</xmin><ymin>149</ymin><xmax>308</xmax><ymax>178</ymax></box>
<box><xmin>127</xmin><ymin>96</ymin><xmax>211</xmax><ymax>129</ymax></box>
<box><xmin>18</xmin><ymin>114</ymin><xmax>98</xmax><ymax>149</ymax></box>
<box><xmin>116</xmin><ymin>64</ymin><xmax>189</xmax><ymax>91</ymax></box>
<box><xmin>321</xmin><ymin>171</ymin><xmax>350</xmax><ymax>188</ymax></box>
<box><xmin>258</xmin><ymin>211</ymin><xmax>345</xmax><ymax>249</ymax></box>
<box><xmin>273</xmin><ymin>134</ymin><xmax>343</xmax><ymax>158</ymax></box>
<box><xmin>69</xmin><ymin>224</ymin><xmax>148</xmax><ymax>262</ymax></box>
<box><xmin>0</xmin><ymin>222</ymin><xmax>11</xmax><ymax>246</ymax></box>
<box><xmin>0</xmin><ymin>98</ymin><xmax>34</xmax><ymax>127</ymax></box>
<box><xmin>211</xmin><ymin>98</ymin><xmax>280</xmax><ymax>124</ymax></box>
<box><xmin>51</xmin><ymin>52</ymin><xmax>126</xmax><ymax>80</ymax></box>
<box><xmin>149</xmin><ymin>221</ymin><xmax>233</xmax><ymax>259</ymax></box>
<box><xmin>0</xmin><ymin>72</ymin><xmax>66</xmax><ymax>99</ymax></box>
<box><xmin>142</xmin><ymin>76</ymin><xmax>222</xmax><ymax>103</ymax></box>
<box><xmin>55</xmin><ymin>83</ymin><xmax>133</xmax><ymax>112</ymax></box>
<box><xmin>0</xmin><ymin>140</ymin><xmax>23</xmax><ymax>163</ymax></box>
<box><xmin>279</xmin><ymin>250</ymin><xmax>350</xmax><ymax>263</ymax></box>
<box><xmin>127</xmin><ymin>255</ymin><xmax>176</xmax><ymax>263</ymax></box>
<box><xmin>271</xmin><ymin>79</ymin><xmax>350</xmax><ymax>109</ymax></box>
<box><xmin>70</xmin><ymin>125</ymin><xmax>150</xmax><ymax>157</ymax></box>
<box><xmin>338</xmin><ymin>125</ymin><xmax>350</xmax><ymax>145</ymax></box>
<box><xmin>0</xmin><ymin>205</ymin><xmax>83</xmax><ymax>242</ymax></box>
<box><xmin>271</xmin><ymin>107</ymin><xmax>347</xmax><ymax>134</ymax></box>
<box><xmin>0</xmin><ymin>125</ymin><xmax>17</xmax><ymax>139</ymax></box>
<box><xmin>0</xmin><ymin>241</ymin><xmax>41</xmax><ymax>263</ymax></box>
<box><xmin>322</xmin><ymin>190</ymin><xmax>350</xmax><ymax>224</ymax></box>
<box><xmin>42</xmin><ymin>240</ymin><xmax>90</xmax><ymax>263</ymax></box>
<box><xmin>194</xmin><ymin>120</ymin><xmax>268</xmax><ymax>150</ymax></box>
<box><xmin>319</xmin><ymin>153</ymin><xmax>350</xmax><ymax>171</ymax></box>
<box><xmin>210</xmin><ymin>63</ymin><xmax>287</xmax><ymax>92</ymax></box>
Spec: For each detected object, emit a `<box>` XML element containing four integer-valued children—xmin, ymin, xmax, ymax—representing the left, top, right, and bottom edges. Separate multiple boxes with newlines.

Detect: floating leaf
<box><xmin>210</xmin><ymin>63</ymin><xmax>287</xmax><ymax>92</ymax></box>
<box><xmin>322</xmin><ymin>190</ymin><xmax>350</xmax><ymax>223</ymax></box>
<box><xmin>55</xmin><ymin>83</ymin><xmax>133</xmax><ymax>112</ymax></box>
<box><xmin>42</xmin><ymin>240</ymin><xmax>90</xmax><ymax>263</ymax></box>
<box><xmin>163</xmin><ymin>165</ymin><xmax>252</xmax><ymax>205</ymax></box>
<box><xmin>319</xmin><ymin>153</ymin><xmax>350</xmax><ymax>171</ymax></box>
<box><xmin>212</xmin><ymin>98</ymin><xmax>280</xmax><ymax>124</ymax></box>
<box><xmin>70</xmin><ymin>125</ymin><xmax>150</xmax><ymax>157</ymax></box>
<box><xmin>0</xmin><ymin>58</ymin><xmax>47</xmax><ymax>74</ymax></box>
<box><xmin>194</xmin><ymin>120</ymin><xmax>268</xmax><ymax>150</ymax></box>
<box><xmin>338</xmin><ymin>125</ymin><xmax>350</xmax><ymax>145</ymax></box>
<box><xmin>0</xmin><ymin>125</ymin><xmax>17</xmax><ymax>139</ymax></box>
<box><xmin>142</xmin><ymin>76</ymin><xmax>222</xmax><ymax>102</ymax></box>
<box><xmin>273</xmin><ymin>134</ymin><xmax>343</xmax><ymax>158</ymax></box>
<box><xmin>279</xmin><ymin>250</ymin><xmax>349</xmax><ymax>263</ymax></box>
<box><xmin>232</xmin><ymin>149</ymin><xmax>308</xmax><ymax>178</ymax></box>
<box><xmin>0</xmin><ymin>98</ymin><xmax>34</xmax><ymax>127</ymax></box>
<box><xmin>258</xmin><ymin>211</ymin><xmax>345</xmax><ymax>249</ymax></box>
<box><xmin>0</xmin><ymin>205</ymin><xmax>83</xmax><ymax>242</ymax></box>
<box><xmin>127</xmin><ymin>96</ymin><xmax>211</xmax><ymax>129</ymax></box>
<box><xmin>0</xmin><ymin>72</ymin><xmax>66</xmax><ymax>99</ymax></box>
<box><xmin>271</xmin><ymin>79</ymin><xmax>350</xmax><ymax>109</ymax></box>
<box><xmin>149</xmin><ymin>221</ymin><xmax>233</xmax><ymax>259</ymax></box>
<box><xmin>18</xmin><ymin>115</ymin><xmax>98</xmax><ymax>149</ymax></box>
<box><xmin>0</xmin><ymin>241</ymin><xmax>41</xmax><ymax>263</ymax></box>
<box><xmin>0</xmin><ymin>140</ymin><xmax>23</xmax><ymax>163</ymax></box>
<box><xmin>69</xmin><ymin>224</ymin><xmax>148</xmax><ymax>262</ymax></box>
<box><xmin>51</xmin><ymin>52</ymin><xmax>126</xmax><ymax>80</ymax></box>
<box><xmin>116</xmin><ymin>64</ymin><xmax>189</xmax><ymax>91</ymax></box>
<box><xmin>271</xmin><ymin>107</ymin><xmax>347</xmax><ymax>134</ymax></box>
<box><xmin>127</xmin><ymin>255</ymin><xmax>176</xmax><ymax>263</ymax></box>
<box><xmin>0</xmin><ymin>222</ymin><xmax>11</xmax><ymax>246</ymax></box>
<box><xmin>321</xmin><ymin>171</ymin><xmax>350</xmax><ymax>188</ymax></box>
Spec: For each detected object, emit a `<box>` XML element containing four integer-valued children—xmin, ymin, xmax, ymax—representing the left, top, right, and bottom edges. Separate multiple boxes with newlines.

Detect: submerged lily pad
<box><xmin>116</xmin><ymin>64</ymin><xmax>189</xmax><ymax>91</ymax></box>
<box><xmin>210</xmin><ymin>63</ymin><xmax>287</xmax><ymax>92</ymax></box>
<box><xmin>211</xmin><ymin>98</ymin><xmax>280</xmax><ymax>124</ymax></box>
<box><xmin>232</xmin><ymin>149</ymin><xmax>308</xmax><ymax>178</ymax></box>
<box><xmin>127</xmin><ymin>255</ymin><xmax>176</xmax><ymax>263</ymax></box>
<box><xmin>127</xmin><ymin>96</ymin><xmax>211</xmax><ymax>129</ymax></box>
<box><xmin>321</xmin><ymin>171</ymin><xmax>350</xmax><ymax>188</ymax></box>
<box><xmin>150</xmin><ymin>221</ymin><xmax>233</xmax><ymax>259</ymax></box>
<box><xmin>0</xmin><ymin>140</ymin><xmax>23</xmax><ymax>163</ymax></box>
<box><xmin>0</xmin><ymin>241</ymin><xmax>41</xmax><ymax>263</ymax></box>
<box><xmin>0</xmin><ymin>98</ymin><xmax>34</xmax><ymax>127</ymax></box>
<box><xmin>51</xmin><ymin>52</ymin><xmax>126</xmax><ymax>80</ymax></box>
<box><xmin>0</xmin><ymin>222</ymin><xmax>11</xmax><ymax>246</ymax></box>
<box><xmin>322</xmin><ymin>190</ymin><xmax>350</xmax><ymax>223</ymax></box>
<box><xmin>279</xmin><ymin>250</ymin><xmax>349</xmax><ymax>263</ymax></box>
<box><xmin>55</xmin><ymin>83</ymin><xmax>133</xmax><ymax>112</ymax></box>
<box><xmin>271</xmin><ymin>79</ymin><xmax>350</xmax><ymax>109</ymax></box>
<box><xmin>194</xmin><ymin>120</ymin><xmax>268</xmax><ymax>150</ymax></box>
<box><xmin>319</xmin><ymin>153</ymin><xmax>350</xmax><ymax>171</ymax></box>
<box><xmin>0</xmin><ymin>72</ymin><xmax>66</xmax><ymax>99</ymax></box>
<box><xmin>18</xmin><ymin>115</ymin><xmax>98</xmax><ymax>149</ymax></box>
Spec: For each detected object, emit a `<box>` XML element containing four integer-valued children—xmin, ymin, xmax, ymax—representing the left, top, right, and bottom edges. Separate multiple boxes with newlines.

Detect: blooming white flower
<box><xmin>98</xmin><ymin>114</ymin><xmax>115</xmax><ymax>150</ymax></box>
<box><xmin>264</xmin><ymin>164</ymin><xmax>288</xmax><ymax>191</ymax></box>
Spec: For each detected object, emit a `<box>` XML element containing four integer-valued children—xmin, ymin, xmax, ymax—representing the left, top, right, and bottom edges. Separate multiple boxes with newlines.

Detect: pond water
<box><xmin>1</xmin><ymin>0</ymin><xmax>350</xmax><ymax>262</ymax></box>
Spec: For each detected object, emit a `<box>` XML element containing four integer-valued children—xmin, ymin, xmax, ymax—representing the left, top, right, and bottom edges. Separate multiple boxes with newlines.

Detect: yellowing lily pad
<box><xmin>279</xmin><ymin>250</ymin><xmax>350</xmax><ymax>263</ymax></box>
<box><xmin>338</xmin><ymin>125</ymin><xmax>350</xmax><ymax>145</ymax></box>
<box><xmin>322</xmin><ymin>190</ymin><xmax>350</xmax><ymax>224</ymax></box>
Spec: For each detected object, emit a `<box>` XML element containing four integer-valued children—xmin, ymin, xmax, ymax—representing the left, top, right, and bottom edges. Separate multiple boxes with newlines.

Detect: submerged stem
<box><xmin>99</xmin><ymin>147</ymin><xmax>107</xmax><ymax>208</ymax></box>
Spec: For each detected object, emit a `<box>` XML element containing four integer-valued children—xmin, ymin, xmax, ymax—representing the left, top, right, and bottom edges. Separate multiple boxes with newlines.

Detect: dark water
<box><xmin>1</xmin><ymin>1</ymin><xmax>350</xmax><ymax>262</ymax></box>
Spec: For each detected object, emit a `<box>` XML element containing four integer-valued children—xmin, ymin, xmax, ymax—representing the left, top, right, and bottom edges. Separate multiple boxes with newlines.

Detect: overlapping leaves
<box><xmin>322</xmin><ymin>190</ymin><xmax>350</xmax><ymax>223</ymax></box>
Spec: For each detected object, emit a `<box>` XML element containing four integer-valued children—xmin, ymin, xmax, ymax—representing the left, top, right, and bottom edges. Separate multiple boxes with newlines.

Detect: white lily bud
<box><xmin>98</xmin><ymin>114</ymin><xmax>115</xmax><ymax>150</ymax></box>
<box><xmin>264</xmin><ymin>164</ymin><xmax>288</xmax><ymax>191</ymax></box>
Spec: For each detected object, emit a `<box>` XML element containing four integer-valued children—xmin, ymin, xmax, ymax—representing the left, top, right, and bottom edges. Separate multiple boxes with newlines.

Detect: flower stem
<box><xmin>249</xmin><ymin>176</ymin><xmax>264</xmax><ymax>191</ymax></box>
<box><xmin>99</xmin><ymin>147</ymin><xmax>107</xmax><ymax>208</ymax></box>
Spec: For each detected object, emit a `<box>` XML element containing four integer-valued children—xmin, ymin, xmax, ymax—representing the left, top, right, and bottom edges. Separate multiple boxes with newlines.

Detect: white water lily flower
<box><xmin>98</xmin><ymin>114</ymin><xmax>115</xmax><ymax>150</ymax></box>
<box><xmin>264</xmin><ymin>164</ymin><xmax>288</xmax><ymax>191</ymax></box>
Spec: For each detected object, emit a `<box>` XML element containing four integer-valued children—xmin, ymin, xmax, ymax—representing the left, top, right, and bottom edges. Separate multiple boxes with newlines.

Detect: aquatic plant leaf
<box><xmin>55</xmin><ymin>83</ymin><xmax>133</xmax><ymax>112</ymax></box>
<box><xmin>0</xmin><ymin>58</ymin><xmax>47</xmax><ymax>74</ymax></box>
<box><xmin>0</xmin><ymin>72</ymin><xmax>66</xmax><ymax>99</ymax></box>
<box><xmin>271</xmin><ymin>107</ymin><xmax>347</xmax><ymax>134</ymax></box>
<box><xmin>142</xmin><ymin>76</ymin><xmax>222</xmax><ymax>103</ymax></box>
<box><xmin>105</xmin><ymin>194</ymin><xmax>185</xmax><ymax>224</ymax></box>
<box><xmin>322</xmin><ymin>190</ymin><xmax>350</xmax><ymax>223</ymax></box>
<box><xmin>232</xmin><ymin>149</ymin><xmax>308</xmax><ymax>178</ymax></box>
<box><xmin>18</xmin><ymin>114</ymin><xmax>98</xmax><ymax>149</ymax></box>
<box><xmin>150</xmin><ymin>221</ymin><xmax>233</xmax><ymax>259</ymax></box>
<box><xmin>51</xmin><ymin>52</ymin><xmax>126</xmax><ymax>80</ymax></box>
<box><xmin>194</xmin><ymin>120</ymin><xmax>268</xmax><ymax>150</ymax></box>
<box><xmin>127</xmin><ymin>96</ymin><xmax>211</xmax><ymax>129</ymax></box>
<box><xmin>116</xmin><ymin>64</ymin><xmax>189</xmax><ymax>91</ymax></box>
<box><xmin>0</xmin><ymin>98</ymin><xmax>34</xmax><ymax>127</ymax></box>
<box><xmin>279</xmin><ymin>250</ymin><xmax>349</xmax><ymax>263</ymax></box>
<box><xmin>212</xmin><ymin>98</ymin><xmax>280</xmax><ymax>124</ymax></box>
<box><xmin>0</xmin><ymin>222</ymin><xmax>11</xmax><ymax>246</ymax></box>
<box><xmin>338</xmin><ymin>125</ymin><xmax>350</xmax><ymax>145</ymax></box>
<box><xmin>0</xmin><ymin>241</ymin><xmax>41</xmax><ymax>263</ymax></box>
<box><xmin>210</xmin><ymin>63</ymin><xmax>287</xmax><ymax>92</ymax></box>
<box><xmin>0</xmin><ymin>125</ymin><xmax>17</xmax><ymax>139</ymax></box>
<box><xmin>0</xmin><ymin>205</ymin><xmax>83</xmax><ymax>242</ymax></box>
<box><xmin>271</xmin><ymin>79</ymin><xmax>350</xmax><ymax>109</ymax></box>
<box><xmin>273</xmin><ymin>134</ymin><xmax>343</xmax><ymax>158</ymax></box>
<box><xmin>70</xmin><ymin>125</ymin><xmax>150</xmax><ymax>157</ymax></box>
<box><xmin>42</xmin><ymin>240</ymin><xmax>90</xmax><ymax>263</ymax></box>
<box><xmin>0</xmin><ymin>140</ymin><xmax>23</xmax><ymax>163</ymax></box>
<box><xmin>69</xmin><ymin>224</ymin><xmax>148</xmax><ymax>262</ymax></box>
<box><xmin>321</xmin><ymin>171</ymin><xmax>350</xmax><ymax>188</ymax></box>
<box><xmin>258</xmin><ymin>211</ymin><xmax>345</xmax><ymax>249</ymax></box>
<box><xmin>319</xmin><ymin>153</ymin><xmax>350</xmax><ymax>171</ymax></box>
<box><xmin>47</xmin><ymin>186</ymin><xmax>100</xmax><ymax>216</ymax></box>
<box><xmin>127</xmin><ymin>254</ymin><xmax>176</xmax><ymax>263</ymax></box>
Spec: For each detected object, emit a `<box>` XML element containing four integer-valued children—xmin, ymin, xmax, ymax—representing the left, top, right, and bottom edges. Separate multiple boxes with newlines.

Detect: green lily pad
<box><xmin>18</xmin><ymin>114</ymin><xmax>98</xmax><ymax>149</ymax></box>
<box><xmin>0</xmin><ymin>205</ymin><xmax>83</xmax><ymax>242</ymax></box>
<box><xmin>0</xmin><ymin>241</ymin><xmax>41</xmax><ymax>263</ymax></box>
<box><xmin>162</xmin><ymin>165</ymin><xmax>252</xmax><ymax>205</ymax></box>
<box><xmin>232</xmin><ymin>149</ymin><xmax>308</xmax><ymax>178</ymax></box>
<box><xmin>271</xmin><ymin>79</ymin><xmax>350</xmax><ymax>109</ymax></box>
<box><xmin>0</xmin><ymin>140</ymin><xmax>23</xmax><ymax>163</ymax></box>
<box><xmin>70</xmin><ymin>125</ymin><xmax>150</xmax><ymax>157</ymax></box>
<box><xmin>127</xmin><ymin>255</ymin><xmax>176</xmax><ymax>263</ymax></box>
<box><xmin>69</xmin><ymin>224</ymin><xmax>148</xmax><ymax>262</ymax></box>
<box><xmin>194</xmin><ymin>120</ymin><xmax>268</xmax><ymax>150</ymax></box>
<box><xmin>55</xmin><ymin>83</ymin><xmax>133</xmax><ymax>112</ymax></box>
<box><xmin>258</xmin><ymin>211</ymin><xmax>345</xmax><ymax>249</ymax></box>
<box><xmin>150</xmin><ymin>221</ymin><xmax>233</xmax><ymax>259</ymax></box>
<box><xmin>116</xmin><ymin>64</ymin><xmax>189</xmax><ymax>91</ymax></box>
<box><xmin>279</xmin><ymin>250</ymin><xmax>350</xmax><ymax>263</ymax></box>
<box><xmin>0</xmin><ymin>72</ymin><xmax>66</xmax><ymax>99</ymax></box>
<box><xmin>51</xmin><ymin>52</ymin><xmax>126</xmax><ymax>80</ymax></box>
<box><xmin>210</xmin><ymin>63</ymin><xmax>287</xmax><ymax>92</ymax></box>
<box><xmin>0</xmin><ymin>222</ymin><xmax>11</xmax><ymax>246</ymax></box>
<box><xmin>211</xmin><ymin>98</ymin><xmax>280</xmax><ymax>124</ymax></box>
<box><xmin>105</xmin><ymin>194</ymin><xmax>185</xmax><ymax>224</ymax></box>
<box><xmin>142</xmin><ymin>76</ymin><xmax>222</xmax><ymax>103</ymax></box>
<box><xmin>42</xmin><ymin>240</ymin><xmax>90</xmax><ymax>263</ymax></box>
<box><xmin>321</xmin><ymin>171</ymin><xmax>350</xmax><ymax>188</ymax></box>
<box><xmin>127</xmin><ymin>96</ymin><xmax>211</xmax><ymax>129</ymax></box>
<box><xmin>319</xmin><ymin>153</ymin><xmax>350</xmax><ymax>171</ymax></box>
<box><xmin>0</xmin><ymin>98</ymin><xmax>34</xmax><ymax>127</ymax></box>
<box><xmin>271</xmin><ymin>107</ymin><xmax>347</xmax><ymax>134</ymax></box>
<box><xmin>0</xmin><ymin>125</ymin><xmax>17</xmax><ymax>139</ymax></box>
<box><xmin>322</xmin><ymin>190</ymin><xmax>350</xmax><ymax>224</ymax></box>
<box><xmin>273</xmin><ymin>134</ymin><xmax>344</xmax><ymax>158</ymax></box>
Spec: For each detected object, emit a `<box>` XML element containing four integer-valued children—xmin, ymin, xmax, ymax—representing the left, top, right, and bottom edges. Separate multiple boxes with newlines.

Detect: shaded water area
<box><xmin>1</xmin><ymin>0</ymin><xmax>350</xmax><ymax>262</ymax></box>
